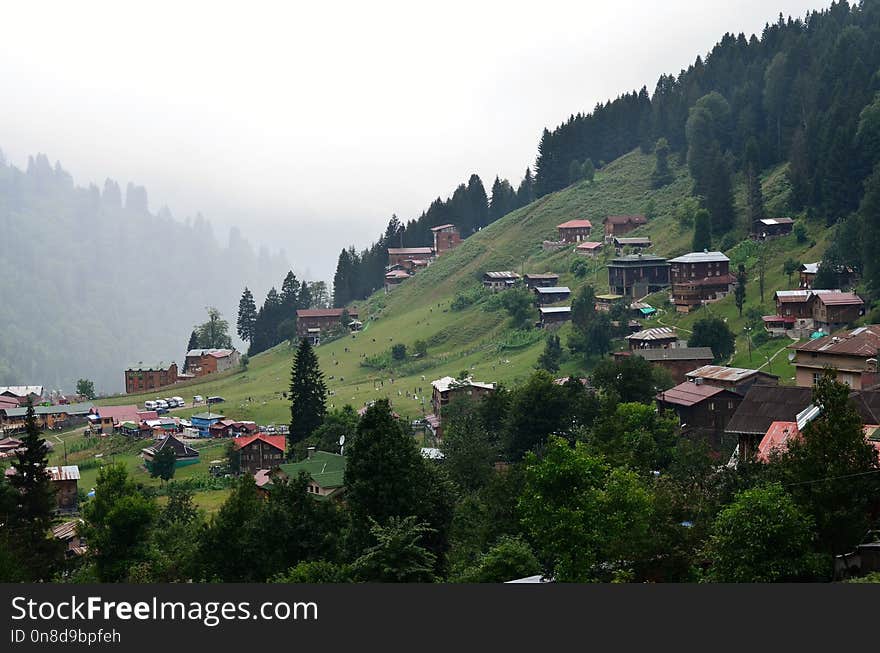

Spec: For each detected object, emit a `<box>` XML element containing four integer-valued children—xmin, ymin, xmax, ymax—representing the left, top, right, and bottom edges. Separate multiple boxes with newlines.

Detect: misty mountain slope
<box><xmin>0</xmin><ymin>153</ymin><xmax>290</xmax><ymax>393</ymax></box>
<box><xmin>101</xmin><ymin>147</ymin><xmax>830</xmax><ymax>424</ymax></box>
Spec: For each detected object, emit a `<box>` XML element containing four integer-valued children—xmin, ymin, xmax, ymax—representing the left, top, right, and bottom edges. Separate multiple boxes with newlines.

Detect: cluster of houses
<box><xmin>124</xmin><ymin>348</ymin><xmax>242</xmax><ymax>394</ymax></box>
<box><xmin>384</xmin><ymin>224</ymin><xmax>462</xmax><ymax>293</ymax></box>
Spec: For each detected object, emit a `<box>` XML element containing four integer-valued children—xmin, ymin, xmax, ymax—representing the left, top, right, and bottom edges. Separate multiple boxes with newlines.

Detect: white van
<box><xmin>171</xmin><ymin>396</ymin><xmax>185</xmax><ymax>407</ymax></box>
<box><xmin>156</xmin><ymin>400</ymin><xmax>169</xmax><ymax>410</ymax></box>
<box><xmin>144</xmin><ymin>400</ymin><xmax>157</xmax><ymax>410</ymax></box>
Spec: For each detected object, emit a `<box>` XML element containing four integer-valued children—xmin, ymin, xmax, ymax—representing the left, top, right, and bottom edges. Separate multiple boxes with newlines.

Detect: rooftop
<box><xmin>185</xmin><ymin>348</ymin><xmax>235</xmax><ymax>358</ymax></box>
<box><xmin>296</xmin><ymin>307</ymin><xmax>359</xmax><ymax>318</ymax></box>
<box><xmin>614</xmin><ymin>237</ymin><xmax>652</xmax><ymax>245</ymax></box>
<box><xmin>627</xmin><ymin>326</ymin><xmax>676</xmax><ymax>341</ymax></box>
<box><xmin>539</xmin><ymin>306</ymin><xmax>572</xmax><ymax>315</ymax></box>
<box><xmin>484</xmin><ymin>270</ymin><xmax>520</xmax><ymax>279</ymax></box>
<box><xmin>814</xmin><ymin>291</ymin><xmax>863</xmax><ymax>306</ymax></box>
<box><xmin>669</xmin><ymin>251</ymin><xmax>730</xmax><ymax>264</ymax></box>
<box><xmin>632</xmin><ymin>347</ymin><xmax>714</xmax><ymax>362</ymax></box>
<box><xmin>759</xmin><ymin>217</ymin><xmax>795</xmax><ymax>225</ymax></box>
<box><xmin>46</xmin><ymin>465</ymin><xmax>80</xmax><ymax>481</ymax></box>
<box><xmin>576</xmin><ymin>241</ymin><xmax>603</xmax><ymax>250</ymax></box>
<box><xmin>127</xmin><ymin>361</ymin><xmax>176</xmax><ymax>371</ymax></box>
<box><xmin>790</xmin><ymin>325</ymin><xmax>880</xmax><ymax>356</ymax></box>
<box><xmin>686</xmin><ymin>365</ymin><xmax>777</xmax><ymax>383</ymax></box>
<box><xmin>557</xmin><ymin>219</ymin><xmax>593</xmax><ymax>229</ymax></box>
<box><xmin>1</xmin><ymin>402</ymin><xmax>94</xmax><ymax>418</ymax></box>
<box><xmin>387</xmin><ymin>247</ymin><xmax>434</xmax><ymax>255</ymax></box>
<box><xmin>431</xmin><ymin>376</ymin><xmax>496</xmax><ymax>393</ymax></box>
<box><xmin>656</xmin><ymin>382</ymin><xmax>729</xmax><ymax>407</ymax></box>
<box><xmin>524</xmin><ymin>273</ymin><xmax>559</xmax><ymax>279</ymax></box>
<box><xmin>608</xmin><ymin>254</ymin><xmax>668</xmax><ymax>265</ymax></box>
<box><xmin>430</xmin><ymin>223</ymin><xmax>456</xmax><ymax>231</ymax></box>
<box><xmin>534</xmin><ymin>286</ymin><xmax>571</xmax><ymax>294</ymax></box>
<box><xmin>775</xmin><ymin>289</ymin><xmax>839</xmax><ymax>303</ymax></box>
<box><xmin>234</xmin><ymin>433</ymin><xmax>287</xmax><ymax>452</ymax></box>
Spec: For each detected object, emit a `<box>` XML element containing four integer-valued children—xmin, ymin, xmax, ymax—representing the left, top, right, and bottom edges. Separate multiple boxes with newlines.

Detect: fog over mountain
<box><xmin>0</xmin><ymin>153</ymin><xmax>291</xmax><ymax>394</ymax></box>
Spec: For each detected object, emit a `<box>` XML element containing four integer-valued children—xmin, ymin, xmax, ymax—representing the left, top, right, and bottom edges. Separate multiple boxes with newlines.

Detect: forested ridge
<box><xmin>0</xmin><ymin>153</ymin><xmax>289</xmax><ymax>393</ymax></box>
<box><xmin>334</xmin><ymin>0</ymin><xmax>880</xmax><ymax>304</ymax></box>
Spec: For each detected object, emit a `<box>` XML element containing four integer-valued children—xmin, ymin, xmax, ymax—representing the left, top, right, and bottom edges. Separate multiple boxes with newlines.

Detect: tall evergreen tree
<box><xmin>298</xmin><ymin>280</ymin><xmax>313</xmax><ymax>310</ymax></box>
<box><xmin>704</xmin><ymin>153</ymin><xmax>736</xmax><ymax>236</ymax></box>
<box><xmin>651</xmin><ymin>138</ymin><xmax>674</xmax><ymax>188</ymax></box>
<box><xmin>745</xmin><ymin>138</ymin><xmax>766</xmax><ymax>232</ymax></box>
<box><xmin>236</xmin><ymin>287</ymin><xmax>258</xmax><ymax>343</ymax></box>
<box><xmin>186</xmin><ymin>329</ymin><xmax>199</xmax><ymax>353</ymax></box>
<box><xmin>289</xmin><ymin>338</ymin><xmax>327</xmax><ymax>447</ymax></box>
<box><xmin>516</xmin><ymin>168</ymin><xmax>535</xmax><ymax>207</ymax></box>
<box><xmin>692</xmin><ymin>208</ymin><xmax>712</xmax><ymax>251</ymax></box>
<box><xmin>280</xmin><ymin>272</ymin><xmax>299</xmax><ymax>311</ymax></box>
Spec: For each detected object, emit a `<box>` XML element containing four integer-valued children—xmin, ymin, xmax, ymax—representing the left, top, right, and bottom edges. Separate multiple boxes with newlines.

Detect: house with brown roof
<box><xmin>8</xmin><ymin>465</ymin><xmax>82</xmax><ymax>513</ymax></box>
<box><xmin>431</xmin><ymin>224</ymin><xmax>461</xmax><ymax>255</ymax></box>
<box><xmin>754</xmin><ymin>217</ymin><xmax>794</xmax><ymax>239</ymax></box>
<box><xmin>603</xmin><ymin>215</ymin><xmax>647</xmax><ymax>239</ymax></box>
<box><xmin>613</xmin><ymin>237</ymin><xmax>652</xmax><ymax>254</ymax></box>
<box><xmin>617</xmin><ymin>347</ymin><xmax>715</xmax><ymax>383</ymax></box>
<box><xmin>684</xmin><ymin>365</ymin><xmax>779</xmax><ymax>395</ymax></box>
<box><xmin>141</xmin><ymin>434</ymin><xmax>200</xmax><ymax>469</ymax></box>
<box><xmin>557</xmin><ymin>219</ymin><xmax>593</xmax><ymax>243</ymax></box>
<box><xmin>387</xmin><ymin>247</ymin><xmax>434</xmax><ymax>268</ymax></box>
<box><xmin>296</xmin><ymin>307</ymin><xmax>360</xmax><ymax>344</ymax></box>
<box><xmin>669</xmin><ymin>251</ymin><xmax>736</xmax><ymax>313</ymax></box>
<box><xmin>812</xmin><ymin>292</ymin><xmax>864</xmax><ymax>332</ymax></box>
<box><xmin>384</xmin><ymin>268</ymin><xmax>411</xmax><ymax>292</ymax></box>
<box><xmin>725</xmin><ymin>385</ymin><xmax>815</xmax><ymax>460</ymax></box>
<box><xmin>125</xmin><ymin>362</ymin><xmax>179</xmax><ymax>394</ymax></box>
<box><xmin>607</xmin><ymin>254</ymin><xmax>669</xmax><ymax>298</ymax></box>
<box><xmin>789</xmin><ymin>325</ymin><xmax>880</xmax><ymax>389</ymax></box>
<box><xmin>234</xmin><ymin>433</ymin><xmax>286</xmax><ymax>475</ymax></box>
<box><xmin>533</xmin><ymin>286</ymin><xmax>571</xmax><ymax>305</ymax></box>
<box><xmin>576</xmin><ymin>241</ymin><xmax>603</xmax><ymax>258</ymax></box>
<box><xmin>523</xmin><ymin>273</ymin><xmax>559</xmax><ymax>289</ymax></box>
<box><xmin>626</xmin><ymin>327</ymin><xmax>678</xmax><ymax>350</ymax></box>
<box><xmin>482</xmin><ymin>271</ymin><xmax>520</xmax><ymax>291</ymax></box>
<box><xmin>656</xmin><ymin>382</ymin><xmax>743</xmax><ymax>450</ymax></box>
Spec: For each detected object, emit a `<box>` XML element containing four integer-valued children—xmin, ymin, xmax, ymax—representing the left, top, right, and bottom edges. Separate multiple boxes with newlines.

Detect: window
<box><xmin>709</xmin><ymin>402</ymin><xmax>715</xmax><ymax>411</ymax></box>
<box><xmin>813</xmin><ymin>372</ymin><xmax>821</xmax><ymax>385</ymax></box>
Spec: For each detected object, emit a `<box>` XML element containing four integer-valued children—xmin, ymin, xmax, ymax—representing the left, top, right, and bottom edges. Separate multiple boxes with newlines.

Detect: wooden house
<box><xmin>387</xmin><ymin>247</ymin><xmax>434</xmax><ymax>268</ymax></box>
<box><xmin>626</xmin><ymin>326</ymin><xmax>678</xmax><ymax>350</ymax></box>
<box><xmin>656</xmin><ymin>383</ymin><xmax>743</xmax><ymax>451</ymax></box>
<box><xmin>557</xmin><ymin>219</ymin><xmax>593</xmax><ymax>243</ymax></box>
<box><xmin>539</xmin><ymin>306</ymin><xmax>571</xmax><ymax>327</ymax></box>
<box><xmin>296</xmin><ymin>308</ymin><xmax>359</xmax><ymax>343</ymax></box>
<box><xmin>603</xmin><ymin>215</ymin><xmax>647</xmax><ymax>239</ymax></box>
<box><xmin>669</xmin><ymin>251</ymin><xmax>736</xmax><ymax>313</ymax></box>
<box><xmin>523</xmin><ymin>273</ymin><xmax>559</xmax><ymax>289</ymax></box>
<box><xmin>576</xmin><ymin>241</ymin><xmax>603</xmax><ymax>258</ymax></box>
<box><xmin>482</xmin><ymin>271</ymin><xmax>520</xmax><ymax>291</ymax></box>
<box><xmin>234</xmin><ymin>433</ymin><xmax>286</xmax><ymax>475</ymax></box>
<box><xmin>125</xmin><ymin>362</ymin><xmax>179</xmax><ymax>394</ymax></box>
<box><xmin>273</xmin><ymin>450</ymin><xmax>347</xmax><ymax>500</ymax></box>
<box><xmin>431</xmin><ymin>224</ymin><xmax>461</xmax><ymax>255</ymax></box>
<box><xmin>533</xmin><ymin>286</ymin><xmax>571</xmax><ymax>305</ymax></box>
<box><xmin>141</xmin><ymin>433</ymin><xmax>200</xmax><ymax>468</ymax></box>
<box><xmin>607</xmin><ymin>254</ymin><xmax>669</xmax><ymax>298</ymax></box>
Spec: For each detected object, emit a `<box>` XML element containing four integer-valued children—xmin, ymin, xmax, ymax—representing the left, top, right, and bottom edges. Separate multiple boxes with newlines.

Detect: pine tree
<box><xmin>289</xmin><ymin>338</ymin><xmax>327</xmax><ymax>447</ymax></box>
<box><xmin>705</xmin><ymin>153</ymin><xmax>735</xmax><ymax>236</ymax></box>
<box><xmin>516</xmin><ymin>168</ymin><xmax>535</xmax><ymax>207</ymax></box>
<box><xmin>280</xmin><ymin>272</ymin><xmax>299</xmax><ymax>311</ymax></box>
<box><xmin>187</xmin><ymin>330</ymin><xmax>199</xmax><ymax>352</ymax></box>
<box><xmin>692</xmin><ymin>208</ymin><xmax>712</xmax><ymax>251</ymax></box>
<box><xmin>537</xmin><ymin>334</ymin><xmax>563</xmax><ymax>373</ymax></box>
<box><xmin>298</xmin><ymin>280</ymin><xmax>312</xmax><ymax>310</ymax></box>
<box><xmin>745</xmin><ymin>138</ymin><xmax>766</xmax><ymax>232</ymax></box>
<box><xmin>236</xmin><ymin>287</ymin><xmax>258</xmax><ymax>343</ymax></box>
<box><xmin>651</xmin><ymin>138</ymin><xmax>674</xmax><ymax>188</ymax></box>
<box><xmin>735</xmin><ymin>263</ymin><xmax>747</xmax><ymax>317</ymax></box>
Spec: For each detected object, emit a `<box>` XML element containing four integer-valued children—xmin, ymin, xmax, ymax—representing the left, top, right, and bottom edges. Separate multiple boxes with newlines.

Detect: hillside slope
<box><xmin>103</xmin><ymin>148</ymin><xmax>833</xmax><ymax>424</ymax></box>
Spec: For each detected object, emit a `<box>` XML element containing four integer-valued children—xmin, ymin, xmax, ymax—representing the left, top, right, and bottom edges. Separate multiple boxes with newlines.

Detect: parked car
<box><xmin>156</xmin><ymin>407</ymin><xmax>169</xmax><ymax>415</ymax></box>
<box><xmin>156</xmin><ymin>400</ymin><xmax>169</xmax><ymax>410</ymax></box>
<box><xmin>193</xmin><ymin>395</ymin><xmax>204</xmax><ymax>404</ymax></box>
<box><xmin>207</xmin><ymin>396</ymin><xmax>225</xmax><ymax>404</ymax></box>
<box><xmin>144</xmin><ymin>400</ymin><xmax>157</xmax><ymax>410</ymax></box>
<box><xmin>172</xmin><ymin>396</ymin><xmax>185</xmax><ymax>407</ymax></box>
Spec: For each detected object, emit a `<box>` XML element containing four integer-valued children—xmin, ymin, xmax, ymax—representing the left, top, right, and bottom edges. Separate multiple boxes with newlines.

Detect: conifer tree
<box><xmin>236</xmin><ymin>287</ymin><xmax>258</xmax><ymax>343</ymax></box>
<box><xmin>651</xmin><ymin>138</ymin><xmax>674</xmax><ymax>188</ymax></box>
<box><xmin>516</xmin><ymin>168</ymin><xmax>535</xmax><ymax>207</ymax></box>
<box><xmin>298</xmin><ymin>280</ymin><xmax>312</xmax><ymax>310</ymax></box>
<box><xmin>289</xmin><ymin>338</ymin><xmax>327</xmax><ymax>447</ymax></box>
<box><xmin>187</xmin><ymin>329</ymin><xmax>199</xmax><ymax>352</ymax></box>
<box><xmin>280</xmin><ymin>272</ymin><xmax>299</xmax><ymax>312</ymax></box>
<box><xmin>692</xmin><ymin>208</ymin><xmax>712</xmax><ymax>252</ymax></box>
<box><xmin>745</xmin><ymin>138</ymin><xmax>766</xmax><ymax>232</ymax></box>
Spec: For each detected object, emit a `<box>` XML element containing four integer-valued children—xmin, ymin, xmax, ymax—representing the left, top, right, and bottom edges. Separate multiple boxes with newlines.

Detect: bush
<box><xmin>570</xmin><ymin>258</ymin><xmax>589</xmax><ymax>278</ymax></box>
<box><xmin>794</xmin><ymin>222</ymin><xmax>808</xmax><ymax>243</ymax></box>
<box><xmin>391</xmin><ymin>343</ymin><xmax>407</xmax><ymax>360</ymax></box>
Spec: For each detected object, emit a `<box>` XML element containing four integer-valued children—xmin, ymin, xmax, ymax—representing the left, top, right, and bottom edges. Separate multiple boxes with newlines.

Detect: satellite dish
<box><xmin>338</xmin><ymin>435</ymin><xmax>346</xmax><ymax>446</ymax></box>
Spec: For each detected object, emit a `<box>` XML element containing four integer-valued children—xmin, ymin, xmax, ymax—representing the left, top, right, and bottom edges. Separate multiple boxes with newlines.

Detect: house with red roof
<box><xmin>234</xmin><ymin>433</ymin><xmax>287</xmax><ymax>475</ymax></box>
<box><xmin>184</xmin><ymin>349</ymin><xmax>241</xmax><ymax>377</ymax></box>
<box><xmin>557</xmin><ymin>219</ymin><xmax>593</xmax><ymax>243</ymax></box>
<box><xmin>756</xmin><ymin>420</ymin><xmax>880</xmax><ymax>462</ymax></box>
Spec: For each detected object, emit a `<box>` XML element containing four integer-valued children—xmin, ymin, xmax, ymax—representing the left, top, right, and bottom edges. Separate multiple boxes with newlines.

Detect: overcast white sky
<box><xmin>0</xmin><ymin>0</ymin><xmax>830</xmax><ymax>280</ymax></box>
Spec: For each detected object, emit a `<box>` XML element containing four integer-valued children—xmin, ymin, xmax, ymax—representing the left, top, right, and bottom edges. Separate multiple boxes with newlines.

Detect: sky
<box><xmin>0</xmin><ymin>0</ymin><xmax>832</xmax><ymax>280</ymax></box>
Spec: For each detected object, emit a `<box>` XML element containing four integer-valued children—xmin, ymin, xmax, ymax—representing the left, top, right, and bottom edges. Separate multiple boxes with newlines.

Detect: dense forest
<box><xmin>334</xmin><ymin>0</ymin><xmax>880</xmax><ymax>305</ymax></box>
<box><xmin>0</xmin><ymin>153</ymin><xmax>290</xmax><ymax>393</ymax></box>
<box><xmin>331</xmin><ymin>170</ymin><xmax>536</xmax><ymax>307</ymax></box>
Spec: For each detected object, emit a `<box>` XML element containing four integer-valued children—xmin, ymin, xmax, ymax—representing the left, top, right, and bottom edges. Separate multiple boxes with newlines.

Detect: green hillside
<box><xmin>100</xmin><ymin>147</ymin><xmax>833</xmax><ymax>426</ymax></box>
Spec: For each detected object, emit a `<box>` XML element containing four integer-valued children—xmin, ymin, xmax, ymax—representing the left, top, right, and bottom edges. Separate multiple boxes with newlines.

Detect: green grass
<box><xmin>95</xmin><ymin>150</ymin><xmax>833</xmax><ymax>418</ymax></box>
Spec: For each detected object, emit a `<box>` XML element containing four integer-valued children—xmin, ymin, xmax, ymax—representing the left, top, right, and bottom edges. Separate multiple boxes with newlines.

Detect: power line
<box><xmin>783</xmin><ymin>467</ymin><xmax>880</xmax><ymax>488</ymax></box>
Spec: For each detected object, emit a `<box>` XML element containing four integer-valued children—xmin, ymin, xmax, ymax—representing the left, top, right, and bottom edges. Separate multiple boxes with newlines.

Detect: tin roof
<box><xmin>686</xmin><ymin>365</ymin><xmax>777</xmax><ymax>383</ymax></box>
<box><xmin>633</xmin><ymin>347</ymin><xmax>714</xmax><ymax>362</ymax></box>
<box><xmin>484</xmin><ymin>270</ymin><xmax>520</xmax><ymax>279</ymax></box>
<box><xmin>790</xmin><ymin>325</ymin><xmax>880</xmax><ymax>356</ymax></box>
<box><xmin>656</xmin><ymin>382</ymin><xmax>728</xmax><ymax>407</ymax></box>
<box><xmin>46</xmin><ymin>465</ymin><xmax>80</xmax><ymax>481</ymax></box>
<box><xmin>614</xmin><ymin>237</ymin><xmax>652</xmax><ymax>245</ymax></box>
<box><xmin>539</xmin><ymin>306</ymin><xmax>572</xmax><ymax>315</ymax></box>
<box><xmin>814</xmin><ymin>292</ymin><xmax>863</xmax><ymax>306</ymax></box>
<box><xmin>278</xmin><ymin>451</ymin><xmax>347</xmax><ymax>490</ymax></box>
<box><xmin>524</xmin><ymin>273</ymin><xmax>559</xmax><ymax>280</ymax></box>
<box><xmin>627</xmin><ymin>327</ymin><xmax>676</xmax><ymax>341</ymax></box>
<box><xmin>0</xmin><ymin>386</ymin><xmax>43</xmax><ymax>397</ymax></box>
<box><xmin>775</xmin><ymin>289</ymin><xmax>839</xmax><ymax>303</ymax></box>
<box><xmin>387</xmin><ymin>247</ymin><xmax>434</xmax><ymax>255</ymax></box>
<box><xmin>430</xmin><ymin>223</ymin><xmax>456</xmax><ymax>231</ymax></box>
<box><xmin>534</xmin><ymin>286</ymin><xmax>571</xmax><ymax>294</ymax></box>
<box><xmin>669</xmin><ymin>251</ymin><xmax>729</xmax><ymax>264</ymax></box>
<box><xmin>431</xmin><ymin>376</ymin><xmax>496</xmax><ymax>393</ymax></box>
<box><xmin>604</xmin><ymin>215</ymin><xmax>647</xmax><ymax>225</ymax></box>
<box><xmin>576</xmin><ymin>241</ymin><xmax>603</xmax><ymax>250</ymax></box>
<box><xmin>759</xmin><ymin>217</ymin><xmax>794</xmax><ymax>225</ymax></box>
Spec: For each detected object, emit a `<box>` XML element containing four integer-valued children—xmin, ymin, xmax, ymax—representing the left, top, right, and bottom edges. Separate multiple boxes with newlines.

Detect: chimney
<box><xmin>307</xmin><ymin>446</ymin><xmax>316</xmax><ymax>459</ymax></box>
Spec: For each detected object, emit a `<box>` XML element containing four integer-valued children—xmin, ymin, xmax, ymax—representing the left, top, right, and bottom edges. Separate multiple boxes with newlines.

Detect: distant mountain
<box><xmin>0</xmin><ymin>152</ymin><xmax>290</xmax><ymax>394</ymax></box>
